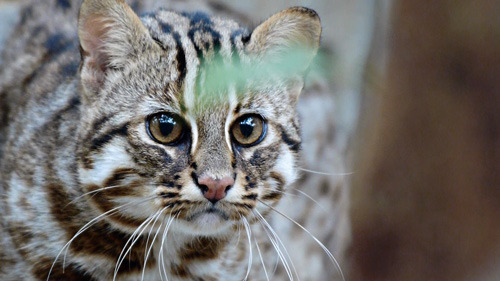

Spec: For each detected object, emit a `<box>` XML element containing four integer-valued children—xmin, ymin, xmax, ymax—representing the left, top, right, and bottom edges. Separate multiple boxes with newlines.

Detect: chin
<box><xmin>174</xmin><ymin>209</ymin><xmax>236</xmax><ymax>236</ymax></box>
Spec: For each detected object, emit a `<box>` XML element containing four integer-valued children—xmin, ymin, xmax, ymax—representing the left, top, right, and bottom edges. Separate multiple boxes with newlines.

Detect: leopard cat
<box><xmin>0</xmin><ymin>0</ymin><xmax>349</xmax><ymax>280</ymax></box>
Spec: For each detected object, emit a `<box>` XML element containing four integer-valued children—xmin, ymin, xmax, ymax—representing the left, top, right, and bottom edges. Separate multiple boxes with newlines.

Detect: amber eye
<box><xmin>231</xmin><ymin>114</ymin><xmax>266</xmax><ymax>146</ymax></box>
<box><xmin>147</xmin><ymin>113</ymin><xmax>184</xmax><ymax>144</ymax></box>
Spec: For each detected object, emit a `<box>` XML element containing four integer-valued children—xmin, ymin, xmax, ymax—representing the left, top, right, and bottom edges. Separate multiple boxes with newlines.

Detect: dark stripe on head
<box><xmin>229</xmin><ymin>29</ymin><xmax>247</xmax><ymax>63</ymax></box>
<box><xmin>182</xmin><ymin>11</ymin><xmax>213</xmax><ymax>25</ymax></box>
<box><xmin>230</xmin><ymin>29</ymin><xmax>246</xmax><ymax>43</ymax></box>
<box><xmin>159</xmin><ymin>21</ymin><xmax>172</xmax><ymax>34</ymax></box>
<box><xmin>152</xmin><ymin>36</ymin><xmax>167</xmax><ymax>51</ymax></box>
<box><xmin>234</xmin><ymin>103</ymin><xmax>241</xmax><ymax>114</ymax></box>
<box><xmin>186</xmin><ymin>11</ymin><xmax>221</xmax><ymax>61</ymax></box>
<box><xmin>91</xmin><ymin>115</ymin><xmax>111</xmax><ymax>132</ymax></box>
<box><xmin>173</xmin><ymin>32</ymin><xmax>187</xmax><ymax>86</ymax></box>
<box><xmin>242</xmin><ymin>32</ymin><xmax>251</xmax><ymax>44</ymax></box>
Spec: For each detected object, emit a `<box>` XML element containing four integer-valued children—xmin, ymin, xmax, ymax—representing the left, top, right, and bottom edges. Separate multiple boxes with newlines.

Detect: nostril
<box><xmin>224</xmin><ymin>185</ymin><xmax>233</xmax><ymax>193</ymax></box>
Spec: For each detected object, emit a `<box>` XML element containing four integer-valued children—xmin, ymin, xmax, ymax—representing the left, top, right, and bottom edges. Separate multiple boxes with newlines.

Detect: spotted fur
<box><xmin>0</xmin><ymin>0</ymin><xmax>342</xmax><ymax>280</ymax></box>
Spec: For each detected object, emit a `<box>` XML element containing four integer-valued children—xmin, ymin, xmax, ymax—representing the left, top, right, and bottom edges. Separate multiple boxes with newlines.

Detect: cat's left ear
<box><xmin>78</xmin><ymin>0</ymin><xmax>156</xmax><ymax>103</ymax></box>
<box><xmin>246</xmin><ymin>7</ymin><xmax>321</xmax><ymax>103</ymax></box>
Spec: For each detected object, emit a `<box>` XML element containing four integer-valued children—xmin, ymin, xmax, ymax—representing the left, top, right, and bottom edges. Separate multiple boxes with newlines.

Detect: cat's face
<box><xmin>76</xmin><ymin>0</ymin><xmax>320</xmax><ymax>235</ymax></box>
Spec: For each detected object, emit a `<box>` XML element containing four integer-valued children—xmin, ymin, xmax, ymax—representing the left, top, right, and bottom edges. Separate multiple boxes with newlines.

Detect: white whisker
<box><xmin>256</xmin><ymin>209</ymin><xmax>300</xmax><ymax>281</ymax></box>
<box><xmin>235</xmin><ymin>219</ymin><xmax>243</xmax><ymax>247</ymax></box>
<box><xmin>254</xmin><ymin>210</ymin><xmax>295</xmax><ymax>281</ymax></box>
<box><xmin>159</xmin><ymin>213</ymin><xmax>177</xmax><ymax>281</ymax></box>
<box><xmin>114</xmin><ymin>209</ymin><xmax>161</xmax><ymax>280</ymax></box>
<box><xmin>144</xmin><ymin>207</ymin><xmax>165</xmax><ymax>258</ymax></box>
<box><xmin>289</xmin><ymin>187</ymin><xmax>327</xmax><ymax>212</ymax></box>
<box><xmin>241</xmin><ymin>216</ymin><xmax>253</xmax><ymax>281</ymax></box>
<box><xmin>253</xmin><ymin>232</ymin><xmax>270</xmax><ymax>281</ymax></box>
<box><xmin>141</xmin><ymin>207</ymin><xmax>167</xmax><ymax>281</ymax></box>
<box><xmin>258</xmin><ymin>199</ymin><xmax>345</xmax><ymax>281</ymax></box>
<box><xmin>298</xmin><ymin>167</ymin><xmax>354</xmax><ymax>177</ymax></box>
<box><xmin>47</xmin><ymin>195</ymin><xmax>157</xmax><ymax>281</ymax></box>
<box><xmin>66</xmin><ymin>183</ymin><xmax>142</xmax><ymax>206</ymax></box>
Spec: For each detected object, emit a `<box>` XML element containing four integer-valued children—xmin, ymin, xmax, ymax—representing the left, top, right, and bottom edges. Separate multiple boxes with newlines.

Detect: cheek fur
<box><xmin>79</xmin><ymin>138</ymin><xmax>135</xmax><ymax>186</ymax></box>
<box><xmin>271</xmin><ymin>144</ymin><xmax>298</xmax><ymax>185</ymax></box>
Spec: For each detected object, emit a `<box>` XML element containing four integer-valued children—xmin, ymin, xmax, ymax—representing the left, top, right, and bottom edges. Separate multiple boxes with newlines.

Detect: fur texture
<box><xmin>0</xmin><ymin>1</ymin><xmax>347</xmax><ymax>280</ymax></box>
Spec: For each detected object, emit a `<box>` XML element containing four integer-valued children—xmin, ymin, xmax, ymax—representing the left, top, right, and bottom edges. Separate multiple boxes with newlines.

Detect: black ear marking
<box><xmin>242</xmin><ymin>32</ymin><xmax>251</xmax><ymax>44</ymax></box>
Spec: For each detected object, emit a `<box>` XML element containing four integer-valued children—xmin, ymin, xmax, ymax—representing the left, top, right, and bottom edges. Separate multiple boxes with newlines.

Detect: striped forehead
<box><xmin>141</xmin><ymin>10</ymin><xmax>249</xmax><ymax>106</ymax></box>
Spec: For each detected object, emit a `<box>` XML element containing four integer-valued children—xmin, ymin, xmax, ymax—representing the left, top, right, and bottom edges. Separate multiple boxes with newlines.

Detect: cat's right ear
<box><xmin>78</xmin><ymin>0</ymin><xmax>154</xmax><ymax>103</ymax></box>
<box><xmin>245</xmin><ymin>7</ymin><xmax>321</xmax><ymax>103</ymax></box>
<box><xmin>246</xmin><ymin>7</ymin><xmax>321</xmax><ymax>58</ymax></box>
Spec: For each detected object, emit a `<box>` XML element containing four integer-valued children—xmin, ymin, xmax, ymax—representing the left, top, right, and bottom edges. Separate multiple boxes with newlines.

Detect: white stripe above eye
<box><xmin>189</xmin><ymin>115</ymin><xmax>199</xmax><ymax>154</ymax></box>
<box><xmin>225</xmin><ymin>84</ymin><xmax>238</xmax><ymax>153</ymax></box>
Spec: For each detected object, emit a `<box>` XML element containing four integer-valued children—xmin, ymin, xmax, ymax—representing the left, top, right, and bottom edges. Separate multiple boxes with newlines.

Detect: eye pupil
<box><xmin>239</xmin><ymin>118</ymin><xmax>255</xmax><ymax>138</ymax></box>
<box><xmin>147</xmin><ymin>113</ymin><xmax>184</xmax><ymax>145</ymax></box>
<box><xmin>158</xmin><ymin>115</ymin><xmax>176</xmax><ymax>136</ymax></box>
<box><xmin>231</xmin><ymin>114</ymin><xmax>266</xmax><ymax>146</ymax></box>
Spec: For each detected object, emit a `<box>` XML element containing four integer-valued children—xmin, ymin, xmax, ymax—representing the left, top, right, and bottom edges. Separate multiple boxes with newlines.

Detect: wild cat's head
<box><xmin>76</xmin><ymin>0</ymin><xmax>321</xmax><ymax>235</ymax></box>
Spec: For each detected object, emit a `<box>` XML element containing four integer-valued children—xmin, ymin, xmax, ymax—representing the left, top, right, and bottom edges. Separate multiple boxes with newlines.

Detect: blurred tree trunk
<box><xmin>350</xmin><ymin>0</ymin><xmax>500</xmax><ymax>280</ymax></box>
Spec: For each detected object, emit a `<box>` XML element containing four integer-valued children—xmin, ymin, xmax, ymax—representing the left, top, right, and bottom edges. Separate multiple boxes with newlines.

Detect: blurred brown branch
<box><xmin>351</xmin><ymin>0</ymin><xmax>500</xmax><ymax>280</ymax></box>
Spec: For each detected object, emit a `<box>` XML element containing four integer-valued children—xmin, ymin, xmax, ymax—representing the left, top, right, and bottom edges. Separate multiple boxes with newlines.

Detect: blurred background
<box><xmin>1</xmin><ymin>0</ymin><xmax>499</xmax><ymax>280</ymax></box>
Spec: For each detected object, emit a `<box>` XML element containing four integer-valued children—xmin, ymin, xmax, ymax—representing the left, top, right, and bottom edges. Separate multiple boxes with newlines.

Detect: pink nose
<box><xmin>197</xmin><ymin>176</ymin><xmax>234</xmax><ymax>203</ymax></box>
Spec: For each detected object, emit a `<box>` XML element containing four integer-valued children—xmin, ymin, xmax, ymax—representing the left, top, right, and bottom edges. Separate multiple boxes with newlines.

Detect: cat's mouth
<box><xmin>185</xmin><ymin>206</ymin><xmax>229</xmax><ymax>222</ymax></box>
